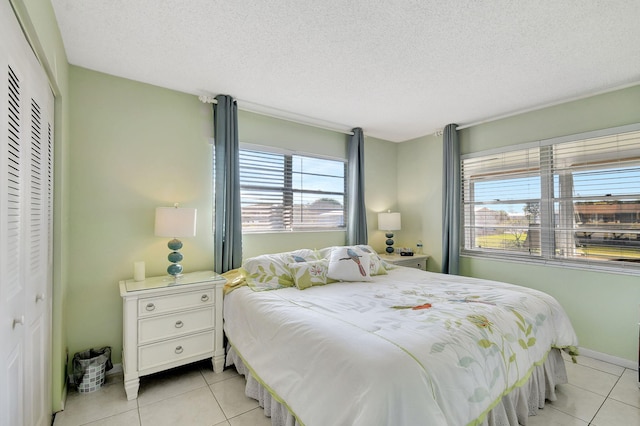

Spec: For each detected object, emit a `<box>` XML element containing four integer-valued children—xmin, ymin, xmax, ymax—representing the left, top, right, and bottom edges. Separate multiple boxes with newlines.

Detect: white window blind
<box><xmin>462</xmin><ymin>124</ymin><xmax>640</xmax><ymax>273</ymax></box>
<box><xmin>238</xmin><ymin>147</ymin><xmax>346</xmax><ymax>233</ymax></box>
<box><xmin>548</xmin><ymin>129</ymin><xmax>640</xmax><ymax>265</ymax></box>
<box><xmin>462</xmin><ymin>145</ymin><xmax>542</xmax><ymax>255</ymax></box>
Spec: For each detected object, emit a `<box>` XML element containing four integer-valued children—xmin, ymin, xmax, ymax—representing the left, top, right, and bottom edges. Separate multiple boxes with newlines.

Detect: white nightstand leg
<box><xmin>213</xmin><ymin>353</ymin><xmax>225</xmax><ymax>373</ymax></box>
<box><xmin>124</xmin><ymin>376</ymin><xmax>140</xmax><ymax>400</ymax></box>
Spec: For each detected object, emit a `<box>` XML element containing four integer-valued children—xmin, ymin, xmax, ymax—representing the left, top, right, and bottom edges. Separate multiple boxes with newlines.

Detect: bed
<box><xmin>222</xmin><ymin>245</ymin><xmax>578</xmax><ymax>426</ymax></box>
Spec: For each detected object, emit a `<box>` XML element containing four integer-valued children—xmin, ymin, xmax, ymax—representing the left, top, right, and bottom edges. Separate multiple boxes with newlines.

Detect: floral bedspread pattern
<box><xmin>224</xmin><ymin>267</ymin><xmax>578</xmax><ymax>426</ymax></box>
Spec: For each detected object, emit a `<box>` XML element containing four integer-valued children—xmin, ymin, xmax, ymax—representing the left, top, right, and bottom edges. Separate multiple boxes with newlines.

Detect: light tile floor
<box><xmin>53</xmin><ymin>354</ymin><xmax>640</xmax><ymax>426</ymax></box>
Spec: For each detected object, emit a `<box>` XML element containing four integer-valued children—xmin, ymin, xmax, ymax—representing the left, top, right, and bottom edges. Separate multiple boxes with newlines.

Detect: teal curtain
<box><xmin>442</xmin><ymin>124</ymin><xmax>460</xmax><ymax>275</ymax></box>
<box><xmin>347</xmin><ymin>127</ymin><xmax>368</xmax><ymax>245</ymax></box>
<box><xmin>213</xmin><ymin>95</ymin><xmax>242</xmax><ymax>273</ymax></box>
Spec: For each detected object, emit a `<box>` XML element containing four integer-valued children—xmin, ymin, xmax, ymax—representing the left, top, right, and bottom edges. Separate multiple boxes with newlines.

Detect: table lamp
<box><xmin>155</xmin><ymin>204</ymin><xmax>197</xmax><ymax>278</ymax></box>
<box><xmin>378</xmin><ymin>211</ymin><xmax>401</xmax><ymax>254</ymax></box>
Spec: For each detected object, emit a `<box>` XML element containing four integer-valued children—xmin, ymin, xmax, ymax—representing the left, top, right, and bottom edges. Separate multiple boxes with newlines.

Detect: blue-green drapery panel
<box><xmin>442</xmin><ymin>123</ymin><xmax>460</xmax><ymax>275</ymax></box>
<box><xmin>213</xmin><ymin>94</ymin><xmax>242</xmax><ymax>273</ymax></box>
<box><xmin>347</xmin><ymin>127</ymin><xmax>368</xmax><ymax>245</ymax></box>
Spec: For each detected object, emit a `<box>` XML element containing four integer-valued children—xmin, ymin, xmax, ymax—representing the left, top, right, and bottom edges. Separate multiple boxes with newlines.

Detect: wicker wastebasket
<box><xmin>72</xmin><ymin>347</ymin><xmax>112</xmax><ymax>394</ymax></box>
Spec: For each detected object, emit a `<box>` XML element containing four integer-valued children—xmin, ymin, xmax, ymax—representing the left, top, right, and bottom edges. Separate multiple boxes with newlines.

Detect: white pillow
<box><xmin>320</xmin><ymin>245</ymin><xmax>387</xmax><ymax>276</ymax></box>
<box><xmin>327</xmin><ymin>247</ymin><xmax>372</xmax><ymax>282</ymax></box>
<box><xmin>354</xmin><ymin>245</ymin><xmax>387</xmax><ymax>276</ymax></box>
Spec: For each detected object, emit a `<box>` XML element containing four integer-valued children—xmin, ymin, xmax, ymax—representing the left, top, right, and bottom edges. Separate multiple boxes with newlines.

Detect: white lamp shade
<box><xmin>155</xmin><ymin>207</ymin><xmax>197</xmax><ymax>238</ymax></box>
<box><xmin>378</xmin><ymin>212</ymin><xmax>401</xmax><ymax>231</ymax></box>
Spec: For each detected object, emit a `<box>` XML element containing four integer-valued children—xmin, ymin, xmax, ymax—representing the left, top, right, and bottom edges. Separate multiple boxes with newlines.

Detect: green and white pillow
<box><xmin>288</xmin><ymin>259</ymin><xmax>332</xmax><ymax>290</ymax></box>
<box><xmin>242</xmin><ymin>249</ymin><xmax>318</xmax><ymax>291</ymax></box>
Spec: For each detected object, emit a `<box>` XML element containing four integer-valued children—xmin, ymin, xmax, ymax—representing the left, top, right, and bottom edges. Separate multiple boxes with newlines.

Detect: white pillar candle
<box><xmin>134</xmin><ymin>261</ymin><xmax>145</xmax><ymax>282</ymax></box>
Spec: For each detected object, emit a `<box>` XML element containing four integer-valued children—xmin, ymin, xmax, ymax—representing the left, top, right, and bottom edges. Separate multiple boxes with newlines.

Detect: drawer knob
<box><xmin>175</xmin><ymin>320</ymin><xmax>184</xmax><ymax>328</ymax></box>
<box><xmin>175</xmin><ymin>346</ymin><xmax>184</xmax><ymax>354</ymax></box>
<box><xmin>145</xmin><ymin>303</ymin><xmax>156</xmax><ymax>311</ymax></box>
<box><xmin>200</xmin><ymin>294</ymin><xmax>209</xmax><ymax>302</ymax></box>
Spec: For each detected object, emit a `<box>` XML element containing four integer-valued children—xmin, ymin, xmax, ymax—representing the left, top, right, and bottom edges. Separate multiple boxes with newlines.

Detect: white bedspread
<box><xmin>223</xmin><ymin>267</ymin><xmax>578</xmax><ymax>426</ymax></box>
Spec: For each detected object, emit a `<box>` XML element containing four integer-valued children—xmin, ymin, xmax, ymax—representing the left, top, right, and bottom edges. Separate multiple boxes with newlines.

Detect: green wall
<box><xmin>398</xmin><ymin>85</ymin><xmax>640</xmax><ymax>363</ymax></box>
<box><xmin>67</xmin><ymin>66</ymin><xmax>398</xmax><ymax>367</ymax></box>
<box><xmin>396</xmin><ymin>134</ymin><xmax>443</xmax><ymax>270</ymax></box>
<box><xmin>67</xmin><ymin>67</ymin><xmax>216</xmax><ymax>370</ymax></box>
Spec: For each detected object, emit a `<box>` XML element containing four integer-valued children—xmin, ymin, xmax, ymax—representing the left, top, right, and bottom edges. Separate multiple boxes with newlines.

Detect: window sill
<box><xmin>460</xmin><ymin>250</ymin><xmax>640</xmax><ymax>277</ymax></box>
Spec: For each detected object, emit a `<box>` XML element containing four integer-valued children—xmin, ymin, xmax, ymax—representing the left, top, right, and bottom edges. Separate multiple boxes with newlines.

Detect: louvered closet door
<box><xmin>24</xmin><ymin>77</ymin><xmax>54</xmax><ymax>426</ymax></box>
<box><xmin>0</xmin><ymin>53</ymin><xmax>27</xmax><ymax>426</ymax></box>
<box><xmin>0</xmin><ymin>1</ymin><xmax>54</xmax><ymax>425</ymax></box>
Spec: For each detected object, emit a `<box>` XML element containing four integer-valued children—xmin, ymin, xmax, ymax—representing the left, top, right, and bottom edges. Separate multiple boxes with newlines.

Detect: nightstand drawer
<box><xmin>394</xmin><ymin>258</ymin><xmax>427</xmax><ymax>270</ymax></box>
<box><xmin>381</xmin><ymin>254</ymin><xmax>429</xmax><ymax>271</ymax></box>
<box><xmin>138</xmin><ymin>289</ymin><xmax>214</xmax><ymax>317</ymax></box>
<box><xmin>138</xmin><ymin>331</ymin><xmax>214</xmax><ymax>371</ymax></box>
<box><xmin>138</xmin><ymin>307</ymin><xmax>215</xmax><ymax>345</ymax></box>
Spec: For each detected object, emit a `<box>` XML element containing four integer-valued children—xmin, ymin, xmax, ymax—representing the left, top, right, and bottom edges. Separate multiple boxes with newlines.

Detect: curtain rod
<box><xmin>198</xmin><ymin>95</ymin><xmax>355</xmax><ymax>136</ymax></box>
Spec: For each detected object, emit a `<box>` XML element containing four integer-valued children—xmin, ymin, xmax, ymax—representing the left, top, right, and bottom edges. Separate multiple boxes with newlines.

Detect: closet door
<box><xmin>0</xmin><ymin>1</ymin><xmax>54</xmax><ymax>425</ymax></box>
<box><xmin>24</xmin><ymin>82</ymin><xmax>54</xmax><ymax>426</ymax></box>
<box><xmin>0</xmin><ymin>56</ymin><xmax>27</xmax><ymax>426</ymax></box>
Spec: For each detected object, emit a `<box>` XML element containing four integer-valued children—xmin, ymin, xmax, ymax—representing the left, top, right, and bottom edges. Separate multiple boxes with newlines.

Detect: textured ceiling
<box><xmin>51</xmin><ymin>0</ymin><xmax>640</xmax><ymax>142</ymax></box>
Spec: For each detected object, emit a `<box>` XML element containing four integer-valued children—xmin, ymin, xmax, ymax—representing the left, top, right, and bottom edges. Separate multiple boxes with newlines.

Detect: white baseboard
<box><xmin>106</xmin><ymin>363</ymin><xmax>123</xmax><ymax>376</ymax></box>
<box><xmin>579</xmin><ymin>346</ymin><xmax>636</xmax><ymax>370</ymax></box>
<box><xmin>59</xmin><ymin>383</ymin><xmax>67</xmax><ymax>411</ymax></box>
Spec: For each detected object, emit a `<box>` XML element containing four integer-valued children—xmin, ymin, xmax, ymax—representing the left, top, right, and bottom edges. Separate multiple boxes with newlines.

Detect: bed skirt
<box><xmin>225</xmin><ymin>346</ymin><xmax>568</xmax><ymax>426</ymax></box>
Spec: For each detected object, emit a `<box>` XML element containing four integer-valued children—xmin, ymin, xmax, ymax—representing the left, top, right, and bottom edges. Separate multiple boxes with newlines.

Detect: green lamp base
<box><xmin>167</xmin><ymin>263</ymin><xmax>183</xmax><ymax>277</ymax></box>
<box><xmin>167</xmin><ymin>238</ymin><xmax>184</xmax><ymax>278</ymax></box>
<box><xmin>385</xmin><ymin>232</ymin><xmax>395</xmax><ymax>254</ymax></box>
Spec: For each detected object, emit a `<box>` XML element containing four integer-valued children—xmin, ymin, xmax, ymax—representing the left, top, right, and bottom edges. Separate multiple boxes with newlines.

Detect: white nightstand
<box><xmin>119</xmin><ymin>271</ymin><xmax>226</xmax><ymax>400</ymax></box>
<box><xmin>381</xmin><ymin>253</ymin><xmax>429</xmax><ymax>271</ymax></box>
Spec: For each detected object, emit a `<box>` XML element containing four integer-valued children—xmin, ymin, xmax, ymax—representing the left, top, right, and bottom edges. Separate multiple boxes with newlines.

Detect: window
<box><xmin>462</xmin><ymin>124</ymin><xmax>640</xmax><ymax>273</ymax></box>
<box><xmin>238</xmin><ymin>146</ymin><xmax>346</xmax><ymax>232</ymax></box>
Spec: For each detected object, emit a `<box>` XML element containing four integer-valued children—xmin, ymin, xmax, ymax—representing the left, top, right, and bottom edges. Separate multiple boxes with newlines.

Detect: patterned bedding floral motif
<box><xmin>379</xmin><ymin>282</ymin><xmax>578</xmax><ymax>413</ymax></box>
<box><xmin>224</xmin><ymin>266</ymin><xmax>579</xmax><ymax>426</ymax></box>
